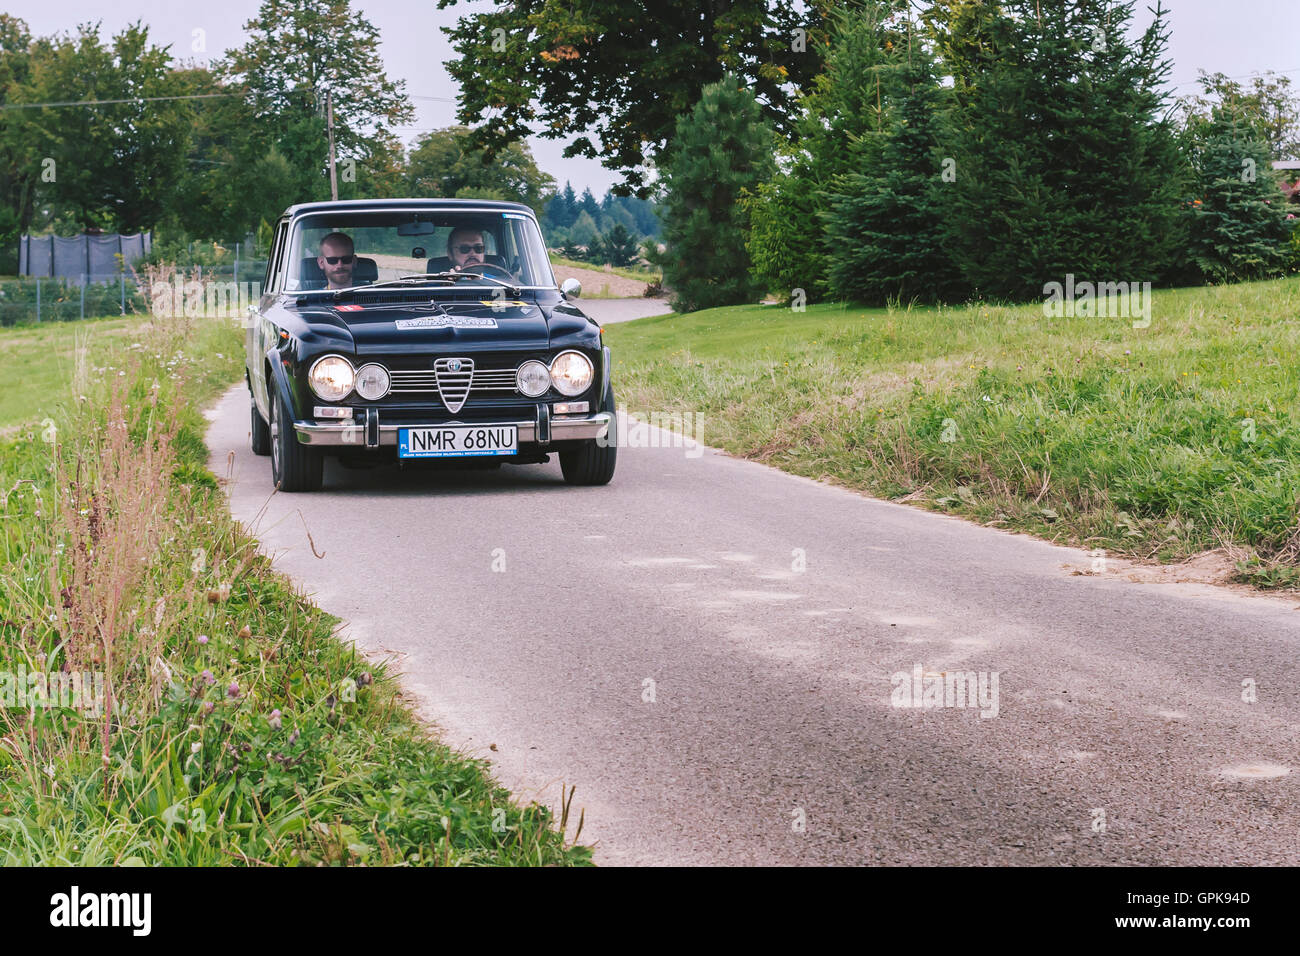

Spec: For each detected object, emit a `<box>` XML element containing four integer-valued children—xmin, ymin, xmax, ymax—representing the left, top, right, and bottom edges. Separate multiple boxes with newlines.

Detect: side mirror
<box><xmin>561</xmin><ymin>277</ymin><xmax>582</xmax><ymax>299</ymax></box>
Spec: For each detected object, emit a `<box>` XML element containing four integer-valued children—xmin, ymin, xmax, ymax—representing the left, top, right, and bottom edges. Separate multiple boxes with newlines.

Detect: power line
<box><xmin>0</xmin><ymin>92</ymin><xmax>239</xmax><ymax>111</ymax></box>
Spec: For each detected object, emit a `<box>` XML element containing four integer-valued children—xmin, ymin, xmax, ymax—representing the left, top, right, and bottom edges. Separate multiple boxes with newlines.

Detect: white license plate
<box><xmin>398</xmin><ymin>425</ymin><xmax>517</xmax><ymax>459</ymax></box>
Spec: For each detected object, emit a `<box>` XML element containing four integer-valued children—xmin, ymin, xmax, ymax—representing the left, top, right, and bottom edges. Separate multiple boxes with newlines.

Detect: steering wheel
<box><xmin>466</xmin><ymin>262</ymin><xmax>516</xmax><ymax>281</ymax></box>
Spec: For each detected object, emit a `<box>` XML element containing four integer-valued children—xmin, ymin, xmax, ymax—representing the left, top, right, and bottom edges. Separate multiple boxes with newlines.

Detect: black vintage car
<box><xmin>244</xmin><ymin>199</ymin><xmax>616</xmax><ymax>491</ymax></box>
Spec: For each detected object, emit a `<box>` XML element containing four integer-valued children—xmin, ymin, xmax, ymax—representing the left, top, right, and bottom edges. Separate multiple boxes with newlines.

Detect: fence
<box><xmin>0</xmin><ymin>237</ymin><xmax>268</xmax><ymax>326</ymax></box>
<box><xmin>0</xmin><ymin>275</ymin><xmax>148</xmax><ymax>326</ymax></box>
<box><xmin>19</xmin><ymin>233</ymin><xmax>152</xmax><ymax>285</ymax></box>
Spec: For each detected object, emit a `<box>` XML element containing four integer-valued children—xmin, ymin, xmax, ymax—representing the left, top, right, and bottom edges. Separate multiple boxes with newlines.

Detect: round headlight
<box><xmin>549</xmin><ymin>350</ymin><xmax>593</xmax><ymax>397</ymax></box>
<box><xmin>308</xmin><ymin>355</ymin><xmax>355</xmax><ymax>402</ymax></box>
<box><xmin>355</xmin><ymin>363</ymin><xmax>390</xmax><ymax>401</ymax></box>
<box><xmin>516</xmin><ymin>360</ymin><xmax>551</xmax><ymax>397</ymax></box>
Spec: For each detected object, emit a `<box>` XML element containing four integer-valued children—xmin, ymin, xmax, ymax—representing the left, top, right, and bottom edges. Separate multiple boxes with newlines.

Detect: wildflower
<box><xmin>197</xmin><ymin>634</ymin><xmax>208</xmax><ymax>645</ymax></box>
<box><xmin>227</xmin><ymin>681</ymin><xmax>240</xmax><ymax>698</ymax></box>
<box><xmin>191</xmin><ymin>741</ymin><xmax>201</xmax><ymax>754</ymax></box>
<box><xmin>202</xmin><ymin>701</ymin><xmax>214</xmax><ymax>715</ymax></box>
<box><xmin>200</xmin><ymin>669</ymin><xmax>215</xmax><ymax>685</ymax></box>
<box><xmin>269</xmin><ymin>709</ymin><xmax>282</xmax><ymax>730</ymax></box>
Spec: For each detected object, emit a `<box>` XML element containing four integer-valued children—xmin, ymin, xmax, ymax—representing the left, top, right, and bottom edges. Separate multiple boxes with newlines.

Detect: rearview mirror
<box><xmin>397</xmin><ymin>221</ymin><xmax>436</xmax><ymax>236</ymax></box>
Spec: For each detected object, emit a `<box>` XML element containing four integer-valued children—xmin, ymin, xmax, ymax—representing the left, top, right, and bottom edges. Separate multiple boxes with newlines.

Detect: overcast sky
<box><xmin>7</xmin><ymin>0</ymin><xmax>1299</xmax><ymax>196</ymax></box>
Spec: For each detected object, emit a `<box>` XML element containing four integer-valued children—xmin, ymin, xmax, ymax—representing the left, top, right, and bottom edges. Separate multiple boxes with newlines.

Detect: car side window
<box><xmin>266</xmin><ymin>220</ymin><xmax>290</xmax><ymax>293</ymax></box>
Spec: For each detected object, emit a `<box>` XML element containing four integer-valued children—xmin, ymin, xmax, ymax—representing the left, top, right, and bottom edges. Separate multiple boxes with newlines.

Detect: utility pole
<box><xmin>326</xmin><ymin>88</ymin><xmax>338</xmax><ymax>200</ymax></box>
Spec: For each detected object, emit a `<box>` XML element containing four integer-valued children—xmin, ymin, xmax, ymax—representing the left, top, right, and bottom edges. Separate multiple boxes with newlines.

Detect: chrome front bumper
<box><xmin>294</xmin><ymin>411</ymin><xmax>612</xmax><ymax>447</ymax></box>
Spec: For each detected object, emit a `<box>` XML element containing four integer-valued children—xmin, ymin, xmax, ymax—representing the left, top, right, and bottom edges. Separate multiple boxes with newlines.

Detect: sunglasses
<box><xmin>322</xmin><ymin>254</ymin><xmax>354</xmax><ymax>265</ymax></box>
<box><xmin>455</xmin><ymin>244</ymin><xmax>485</xmax><ymax>255</ymax></box>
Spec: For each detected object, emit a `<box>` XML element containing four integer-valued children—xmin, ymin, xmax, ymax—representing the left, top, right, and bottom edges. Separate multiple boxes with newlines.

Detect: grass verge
<box><xmin>603</xmin><ymin>276</ymin><xmax>1300</xmax><ymax>590</ymax></box>
<box><xmin>0</xmin><ymin>312</ymin><xmax>590</xmax><ymax>865</ymax></box>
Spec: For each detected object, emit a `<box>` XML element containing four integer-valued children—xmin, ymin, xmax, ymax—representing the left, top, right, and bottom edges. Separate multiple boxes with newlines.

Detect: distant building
<box><xmin>1272</xmin><ymin>161</ymin><xmax>1300</xmax><ymax>203</ymax></box>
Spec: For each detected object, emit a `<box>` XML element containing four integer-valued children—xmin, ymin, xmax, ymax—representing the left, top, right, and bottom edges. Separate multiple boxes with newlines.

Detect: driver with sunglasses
<box><xmin>447</xmin><ymin>227</ymin><xmax>488</xmax><ymax>273</ymax></box>
<box><xmin>317</xmin><ymin>232</ymin><xmax>359</xmax><ymax>290</ymax></box>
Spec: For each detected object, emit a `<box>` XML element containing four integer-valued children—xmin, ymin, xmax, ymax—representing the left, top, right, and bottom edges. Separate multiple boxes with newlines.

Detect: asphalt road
<box><xmin>579</xmin><ymin>296</ymin><xmax>673</xmax><ymax>324</ymax></box>
<box><xmin>206</xmin><ymin>335</ymin><xmax>1300</xmax><ymax>866</ymax></box>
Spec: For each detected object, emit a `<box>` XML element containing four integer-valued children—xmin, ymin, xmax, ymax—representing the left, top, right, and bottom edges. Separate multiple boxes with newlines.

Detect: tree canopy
<box><xmin>407</xmin><ymin>125</ymin><xmax>554</xmax><ymax>214</ymax></box>
<box><xmin>437</xmin><ymin>0</ymin><xmax>832</xmax><ymax>196</ymax></box>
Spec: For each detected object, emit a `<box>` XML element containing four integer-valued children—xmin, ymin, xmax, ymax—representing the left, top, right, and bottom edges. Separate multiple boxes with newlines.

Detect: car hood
<box><xmin>290</xmin><ymin>296</ymin><xmax>592</xmax><ymax>355</ymax></box>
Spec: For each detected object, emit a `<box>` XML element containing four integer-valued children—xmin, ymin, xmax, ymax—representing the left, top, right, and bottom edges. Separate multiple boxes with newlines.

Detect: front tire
<box><xmin>559</xmin><ymin>383</ymin><xmax>617</xmax><ymax>486</ymax></box>
<box><xmin>269</xmin><ymin>387</ymin><xmax>323</xmax><ymax>492</ymax></box>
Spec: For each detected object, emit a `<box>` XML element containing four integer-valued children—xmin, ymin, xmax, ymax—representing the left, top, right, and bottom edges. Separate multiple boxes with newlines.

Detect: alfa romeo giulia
<box><xmin>244</xmin><ymin>199</ymin><xmax>617</xmax><ymax>492</ymax></box>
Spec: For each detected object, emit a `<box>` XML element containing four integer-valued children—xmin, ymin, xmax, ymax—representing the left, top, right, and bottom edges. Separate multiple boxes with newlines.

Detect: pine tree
<box><xmin>553</xmin><ymin>182</ymin><xmax>578</xmax><ymax>228</ymax></box>
<box><xmin>825</xmin><ymin>54</ymin><xmax>961</xmax><ymax>303</ymax></box>
<box><xmin>595</xmin><ymin>223</ymin><xmax>639</xmax><ymax>266</ymax></box>
<box><xmin>544</xmin><ymin>180</ymin><xmax>574</xmax><ymax>230</ymax></box>
<box><xmin>745</xmin><ymin>1</ymin><xmax>904</xmax><ymax>302</ymax></box>
<box><xmin>656</xmin><ymin>75</ymin><xmax>775</xmax><ymax>313</ymax></box>
<box><xmin>1185</xmin><ymin>114</ymin><xmax>1292</xmax><ymax>281</ymax></box>
<box><xmin>941</xmin><ymin>0</ymin><xmax>1185</xmax><ymax>298</ymax></box>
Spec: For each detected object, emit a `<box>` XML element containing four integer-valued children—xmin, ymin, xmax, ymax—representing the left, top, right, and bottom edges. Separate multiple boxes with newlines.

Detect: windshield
<box><xmin>284</xmin><ymin>208</ymin><xmax>555</xmax><ymax>292</ymax></box>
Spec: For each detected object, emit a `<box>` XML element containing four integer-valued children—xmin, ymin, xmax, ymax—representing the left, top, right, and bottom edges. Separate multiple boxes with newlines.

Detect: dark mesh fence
<box><xmin>4</xmin><ymin>234</ymin><xmax>266</xmax><ymax>325</ymax></box>
<box><xmin>19</xmin><ymin>233</ymin><xmax>152</xmax><ymax>284</ymax></box>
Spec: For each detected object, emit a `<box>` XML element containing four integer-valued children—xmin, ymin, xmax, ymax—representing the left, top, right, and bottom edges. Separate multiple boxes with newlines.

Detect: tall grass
<box><xmin>604</xmin><ymin>275</ymin><xmax>1300</xmax><ymax>587</ymax></box>
<box><xmin>0</xmin><ymin>310</ymin><xmax>590</xmax><ymax>865</ymax></box>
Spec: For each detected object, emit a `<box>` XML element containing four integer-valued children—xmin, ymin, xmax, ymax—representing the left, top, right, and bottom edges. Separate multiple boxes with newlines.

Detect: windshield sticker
<box><xmin>336</xmin><ymin>304</ymin><xmax>364</xmax><ymax>312</ymax></box>
<box><xmin>395</xmin><ymin>316</ymin><xmax>499</xmax><ymax>330</ymax></box>
<box><xmin>501</xmin><ymin>212</ymin><xmax>528</xmax><ymax>219</ymax></box>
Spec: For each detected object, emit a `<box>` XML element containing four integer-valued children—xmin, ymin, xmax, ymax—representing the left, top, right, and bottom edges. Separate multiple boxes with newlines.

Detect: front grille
<box><xmin>372</xmin><ymin>401</ymin><xmax>540</xmax><ymax>425</ymax></box>
<box><xmin>389</xmin><ymin>367</ymin><xmax>517</xmax><ymax>394</ymax></box>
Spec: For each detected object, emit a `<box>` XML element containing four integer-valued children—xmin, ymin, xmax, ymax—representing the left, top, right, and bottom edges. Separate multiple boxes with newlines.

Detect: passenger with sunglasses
<box><xmin>317</xmin><ymin>232</ymin><xmax>358</xmax><ymax>290</ymax></box>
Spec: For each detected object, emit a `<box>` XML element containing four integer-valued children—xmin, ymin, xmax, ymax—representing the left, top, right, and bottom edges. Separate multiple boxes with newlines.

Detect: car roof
<box><xmin>281</xmin><ymin>198</ymin><xmax>536</xmax><ymax>219</ymax></box>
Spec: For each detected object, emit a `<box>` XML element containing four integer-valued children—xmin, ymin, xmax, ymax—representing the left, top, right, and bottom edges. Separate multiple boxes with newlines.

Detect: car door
<box><xmin>248</xmin><ymin>217</ymin><xmax>290</xmax><ymax>420</ymax></box>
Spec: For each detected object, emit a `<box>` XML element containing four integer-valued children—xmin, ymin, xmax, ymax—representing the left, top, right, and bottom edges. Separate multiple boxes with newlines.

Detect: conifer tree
<box><xmin>657</xmin><ymin>75</ymin><xmax>774</xmax><ymax>312</ymax></box>
<box><xmin>746</xmin><ymin>1</ymin><xmax>902</xmax><ymax>302</ymax></box>
<box><xmin>939</xmin><ymin>0</ymin><xmax>1184</xmax><ymax>298</ymax></box>
<box><xmin>825</xmin><ymin>50</ymin><xmax>961</xmax><ymax>303</ymax></box>
<box><xmin>1185</xmin><ymin>115</ymin><xmax>1292</xmax><ymax>281</ymax></box>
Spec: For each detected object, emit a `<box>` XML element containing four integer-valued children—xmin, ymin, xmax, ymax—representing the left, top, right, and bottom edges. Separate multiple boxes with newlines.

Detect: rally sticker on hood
<box><xmin>394</xmin><ymin>316</ymin><xmax>499</xmax><ymax>330</ymax></box>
